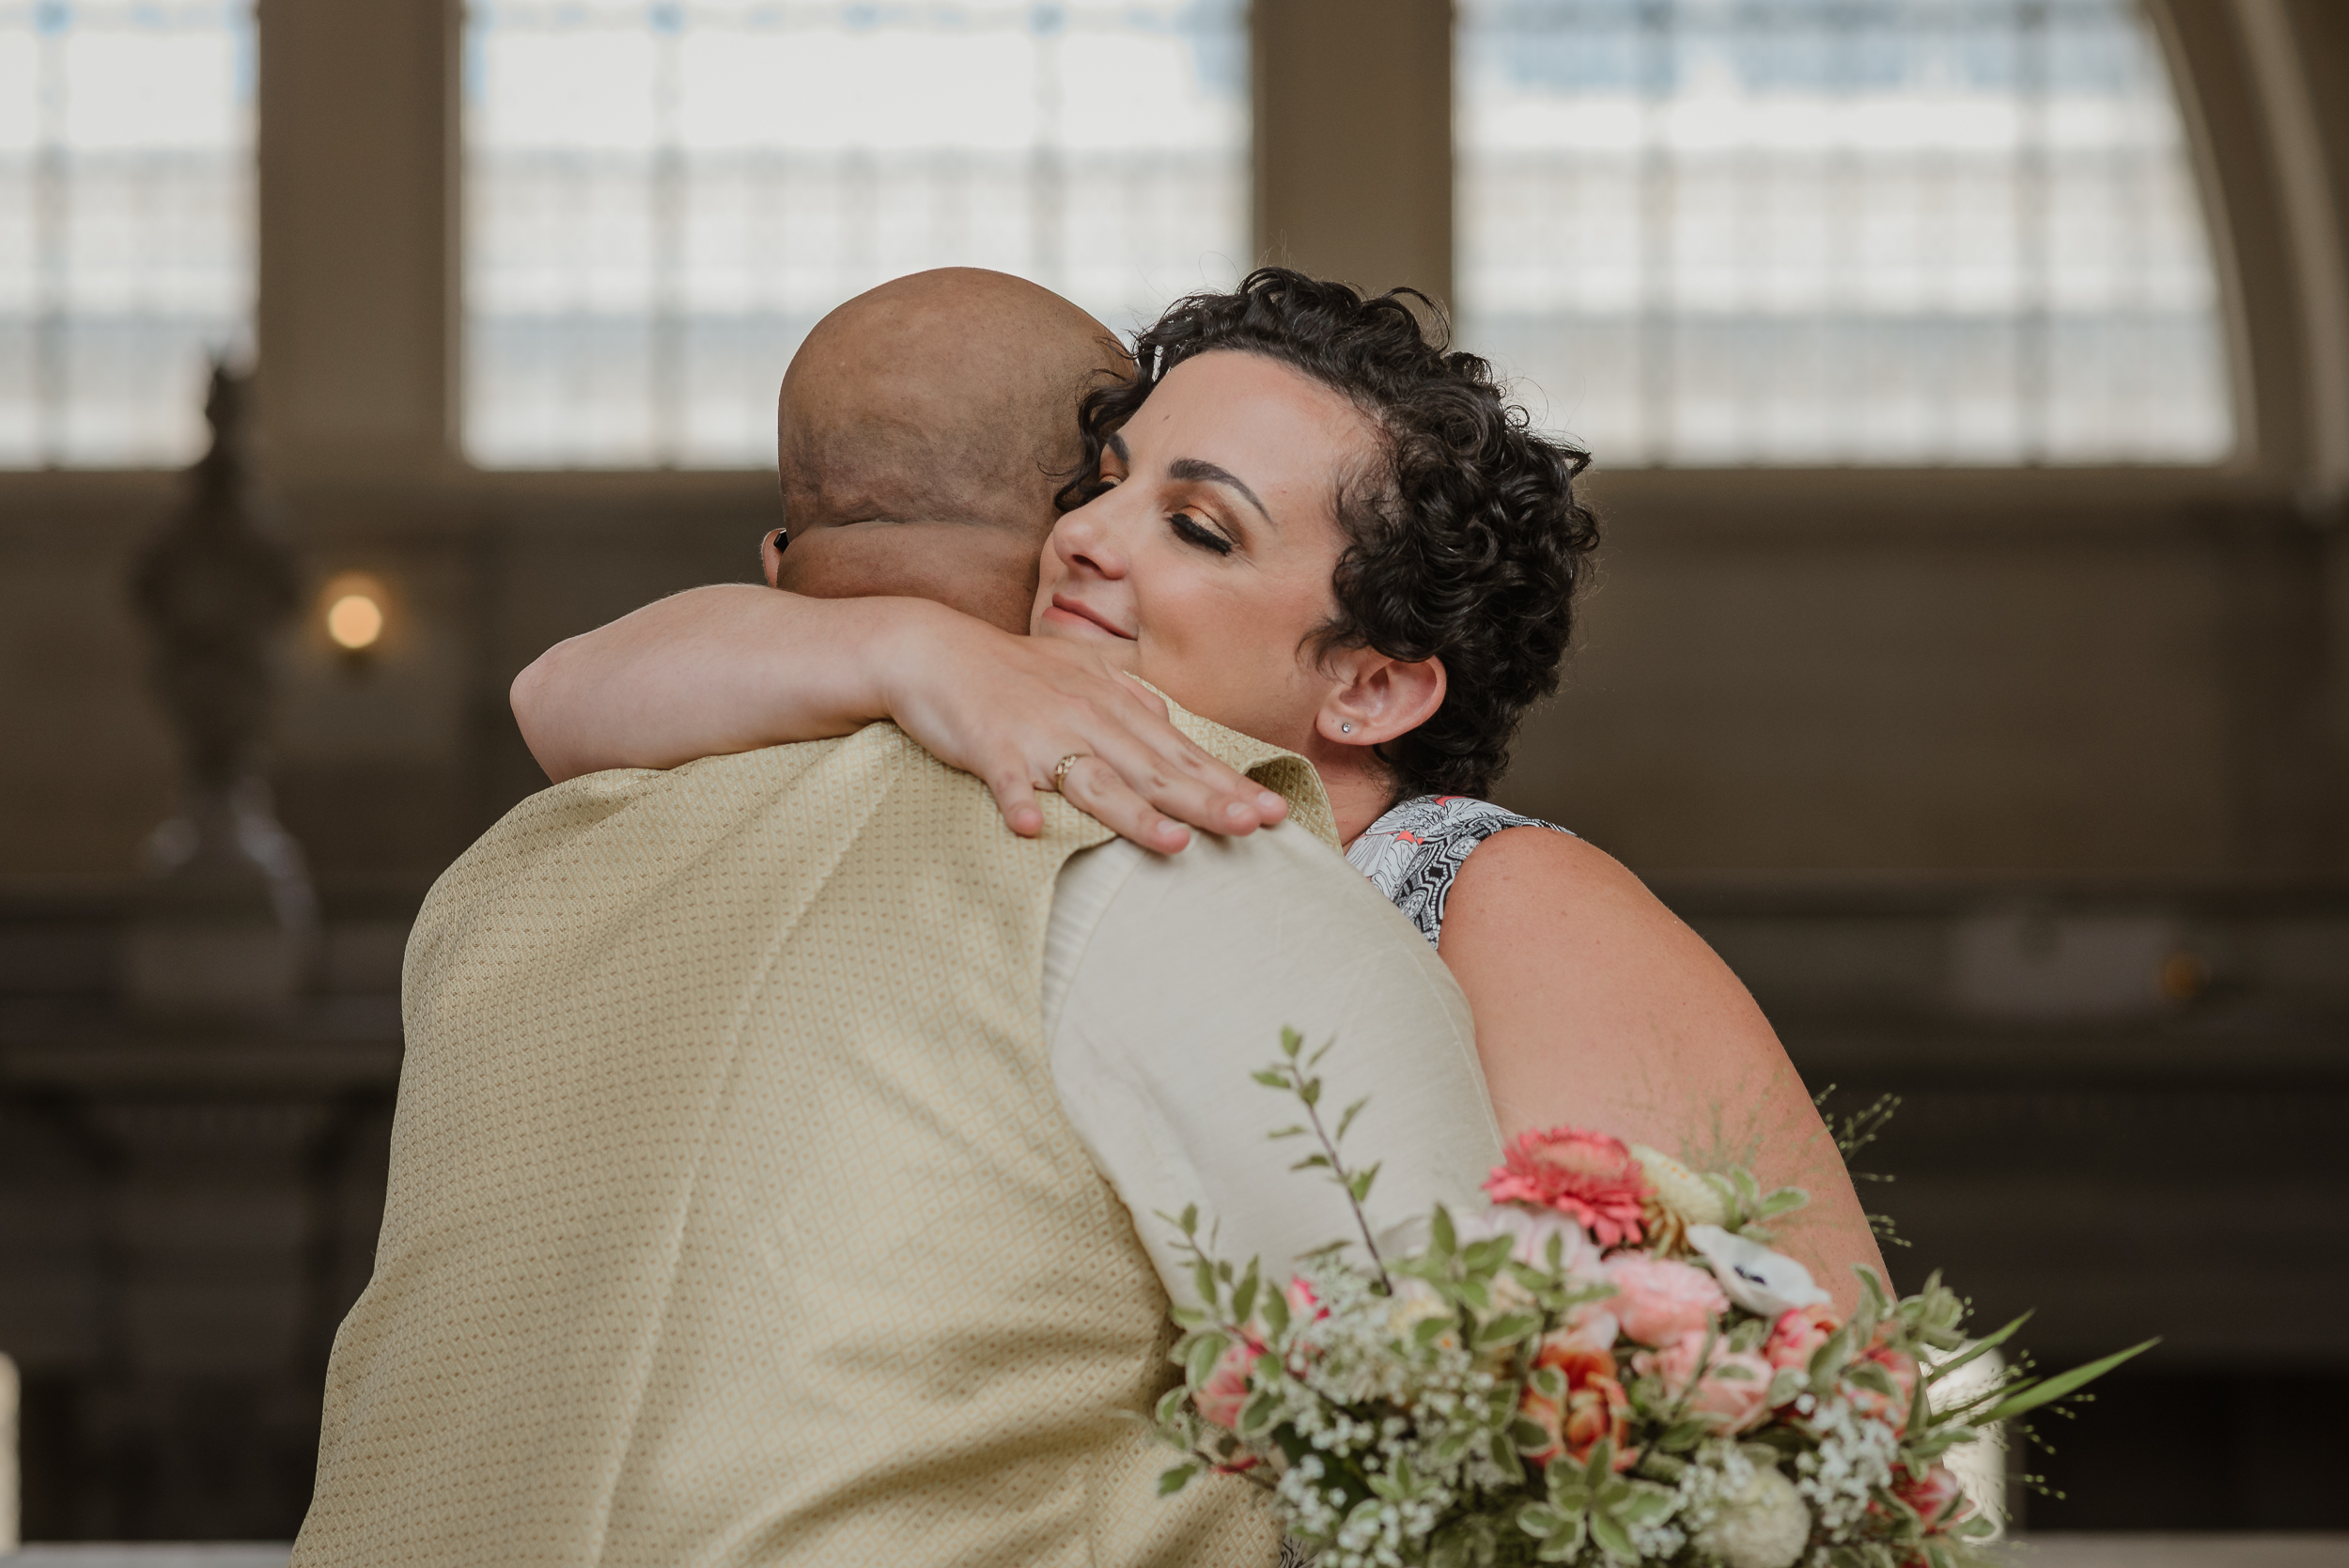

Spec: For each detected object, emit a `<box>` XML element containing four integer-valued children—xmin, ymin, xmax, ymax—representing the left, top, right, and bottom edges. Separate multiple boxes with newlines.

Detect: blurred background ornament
<box><xmin>122</xmin><ymin>363</ymin><xmax>318</xmax><ymax>1022</ymax></box>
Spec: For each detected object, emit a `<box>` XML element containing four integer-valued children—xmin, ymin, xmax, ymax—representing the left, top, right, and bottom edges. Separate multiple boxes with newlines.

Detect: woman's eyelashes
<box><xmin>1169</xmin><ymin>510</ymin><xmax>1235</xmax><ymax>556</ymax></box>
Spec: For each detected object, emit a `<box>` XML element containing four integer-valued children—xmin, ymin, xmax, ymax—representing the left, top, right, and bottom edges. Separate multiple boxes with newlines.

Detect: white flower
<box><xmin>1686</xmin><ymin>1224</ymin><xmax>1830</xmax><ymax>1319</ymax></box>
<box><xmin>1454</xmin><ymin>1204</ymin><xmax>1594</xmax><ymax>1275</ymax></box>
<box><xmin>1631</xmin><ymin>1143</ymin><xmax>1731</xmax><ymax>1228</ymax></box>
<box><xmin>1694</xmin><ymin>1464</ymin><xmax>1810</xmax><ymax>1568</ymax></box>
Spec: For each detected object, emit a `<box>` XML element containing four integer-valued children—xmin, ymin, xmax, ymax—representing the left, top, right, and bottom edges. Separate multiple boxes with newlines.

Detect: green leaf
<box><xmin>1281</xmin><ymin>1026</ymin><xmax>1303</xmax><ymax>1058</ymax></box>
<box><xmin>1430</xmin><ymin>1203</ymin><xmax>1458</xmax><ymax>1256</ymax></box>
<box><xmin>1231</xmin><ymin>1260</ymin><xmax>1260</xmax><ymax>1325</ymax></box>
<box><xmin>1463</xmin><ymin>1235</ymin><xmax>1516</xmax><ymax>1273</ymax></box>
<box><xmin>1478</xmin><ymin>1310</ymin><xmax>1543</xmax><ymax>1346</ymax></box>
<box><xmin>1847</xmin><ymin>1360</ymin><xmax>1899</xmax><ymax>1400</ymax></box>
<box><xmin>1510</xmin><ymin>1418</ymin><xmax>1552</xmax><ymax>1452</ymax></box>
<box><xmin>1517</xmin><ymin>1504</ymin><xmax>1568</xmax><ymax>1538</ymax></box>
<box><xmin>1979</xmin><ymin>1338</ymin><xmax>2156</xmax><ymax>1424</ymax></box>
<box><xmin>1337</xmin><ymin>1095</ymin><xmax>1370</xmax><ymax>1142</ymax></box>
<box><xmin>1268</xmin><ymin>1124</ymin><xmax>1308</xmax><ymax>1140</ymax></box>
<box><xmin>1634</xmin><ymin>1452</ymin><xmax>1688</xmax><ymax>1483</ymax></box>
<box><xmin>1191</xmin><ymin>1259</ymin><xmax>1217</xmax><ymax>1307</ymax></box>
<box><xmin>1158</xmin><ymin>1462</ymin><xmax>1200</xmax><ymax>1496</ymax></box>
<box><xmin>1587</xmin><ymin>1511</ymin><xmax>1637</xmax><ymax>1562</ymax></box>
<box><xmin>1657</xmin><ymin>1419</ymin><xmax>1708</xmax><ymax>1453</ymax></box>
<box><xmin>1262</xmin><ymin>1280</ymin><xmax>1290</xmax><ymax>1340</ymax></box>
<box><xmin>1348</xmin><ymin>1164</ymin><xmax>1380</xmax><ymax>1203</ymax></box>
<box><xmin>1809</xmin><ymin>1324</ymin><xmax>1854</xmax><ymax>1389</ymax></box>
<box><xmin>1925</xmin><ymin>1313</ymin><xmax>2031</xmax><ymax>1386</ymax></box>
<box><xmin>1529</xmin><ymin>1366</ymin><xmax>1566</xmax><ymax>1401</ymax></box>
<box><xmin>1250</xmin><ymin>1068</ymin><xmax>1290</xmax><ymax>1090</ymax></box>
<box><xmin>1186</xmin><ymin>1332</ymin><xmax>1232</xmax><ymax>1389</ymax></box>
<box><xmin>1308</xmin><ymin>1036</ymin><xmax>1335</xmax><ymax>1066</ymax></box>
<box><xmin>1239</xmin><ymin>1387</ymin><xmax>1281</xmax><ymax>1436</ymax></box>
<box><xmin>1619</xmin><ymin>1480</ymin><xmax>1676</xmax><ymax>1526</ymax></box>
<box><xmin>1290</xmin><ymin>1154</ymin><xmax>1331</xmax><ymax>1172</ymax></box>
<box><xmin>1299</xmin><ymin>1078</ymin><xmax>1321</xmax><ymax>1107</ymax></box>
<box><xmin>1513</xmin><ymin>1502</ymin><xmax>1569</xmax><ymax>1540</ymax></box>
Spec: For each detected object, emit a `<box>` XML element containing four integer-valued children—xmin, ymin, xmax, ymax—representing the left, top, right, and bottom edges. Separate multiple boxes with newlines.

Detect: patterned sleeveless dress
<box><xmin>1344</xmin><ymin>794</ymin><xmax>1575</xmax><ymax>946</ymax></box>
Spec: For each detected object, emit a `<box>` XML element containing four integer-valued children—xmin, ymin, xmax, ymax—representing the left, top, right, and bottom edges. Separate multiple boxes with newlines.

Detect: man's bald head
<box><xmin>770</xmin><ymin>269</ymin><xmax>1131</xmax><ymax>632</ymax></box>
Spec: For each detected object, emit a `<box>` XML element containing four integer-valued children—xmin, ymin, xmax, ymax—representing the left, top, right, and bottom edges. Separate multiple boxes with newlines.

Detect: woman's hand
<box><xmin>878</xmin><ymin>612</ymin><xmax>1288</xmax><ymax>853</ymax></box>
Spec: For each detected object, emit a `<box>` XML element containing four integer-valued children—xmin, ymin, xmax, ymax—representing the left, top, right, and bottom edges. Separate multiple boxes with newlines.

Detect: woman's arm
<box><xmin>1435</xmin><ymin>829</ymin><xmax>1890</xmax><ymax>1312</ymax></box>
<box><xmin>510</xmin><ymin>584</ymin><xmax>1287</xmax><ymax>851</ymax></box>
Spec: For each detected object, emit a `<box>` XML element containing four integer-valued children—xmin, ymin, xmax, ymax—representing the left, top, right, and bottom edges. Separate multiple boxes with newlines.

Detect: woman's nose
<box><xmin>1051</xmin><ymin>490</ymin><xmax>1128</xmax><ymax>580</ymax></box>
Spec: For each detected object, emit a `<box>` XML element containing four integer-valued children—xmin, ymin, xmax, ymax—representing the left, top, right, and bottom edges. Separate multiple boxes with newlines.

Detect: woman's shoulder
<box><xmin>1440</xmin><ymin>818</ymin><xmax>1752</xmax><ymax>1016</ymax></box>
<box><xmin>1346</xmin><ymin>794</ymin><xmax>1575</xmax><ymax>946</ymax></box>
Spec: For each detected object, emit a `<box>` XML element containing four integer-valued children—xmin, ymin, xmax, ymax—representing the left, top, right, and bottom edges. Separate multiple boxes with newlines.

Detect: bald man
<box><xmin>766</xmin><ymin>266</ymin><xmax>1126</xmax><ymax>634</ymax></box>
<box><xmin>293</xmin><ymin>272</ymin><xmax>1501</xmax><ymax>1568</ymax></box>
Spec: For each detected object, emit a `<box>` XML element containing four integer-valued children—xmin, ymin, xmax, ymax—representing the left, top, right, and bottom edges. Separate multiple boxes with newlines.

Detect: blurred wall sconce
<box><xmin>319</xmin><ymin>569</ymin><xmax>390</xmax><ymax>668</ymax></box>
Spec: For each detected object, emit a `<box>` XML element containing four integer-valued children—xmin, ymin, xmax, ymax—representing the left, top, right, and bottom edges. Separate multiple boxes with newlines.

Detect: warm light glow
<box><xmin>319</xmin><ymin>571</ymin><xmax>390</xmax><ymax>653</ymax></box>
<box><xmin>326</xmin><ymin>594</ymin><xmax>383</xmax><ymax>650</ymax></box>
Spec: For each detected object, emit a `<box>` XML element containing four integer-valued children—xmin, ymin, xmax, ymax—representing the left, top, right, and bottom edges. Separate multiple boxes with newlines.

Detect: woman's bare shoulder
<box><xmin>1439</xmin><ymin>824</ymin><xmax>1761</xmax><ymax>1029</ymax></box>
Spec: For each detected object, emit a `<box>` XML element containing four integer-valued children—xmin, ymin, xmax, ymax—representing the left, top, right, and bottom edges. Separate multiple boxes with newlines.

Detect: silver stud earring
<box><xmin>1339</xmin><ymin>722</ymin><xmax>1354</xmax><ymax>735</ymax></box>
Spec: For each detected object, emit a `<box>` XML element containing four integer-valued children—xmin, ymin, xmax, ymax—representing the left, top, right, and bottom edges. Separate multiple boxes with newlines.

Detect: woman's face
<box><xmin>1031</xmin><ymin>349</ymin><xmax>1379</xmax><ymax>752</ymax></box>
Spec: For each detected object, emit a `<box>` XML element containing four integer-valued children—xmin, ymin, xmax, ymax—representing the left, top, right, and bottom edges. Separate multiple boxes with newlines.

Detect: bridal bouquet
<box><xmin>1149</xmin><ymin>1031</ymin><xmax>2148</xmax><ymax>1568</ymax></box>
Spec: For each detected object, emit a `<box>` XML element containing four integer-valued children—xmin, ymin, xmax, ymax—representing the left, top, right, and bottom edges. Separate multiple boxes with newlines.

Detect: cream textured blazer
<box><xmin>295</xmin><ymin>706</ymin><xmax>1496</xmax><ymax>1568</ymax></box>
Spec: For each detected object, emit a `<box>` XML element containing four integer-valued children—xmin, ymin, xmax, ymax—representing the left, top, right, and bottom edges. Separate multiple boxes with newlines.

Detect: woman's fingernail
<box><xmin>1257</xmin><ymin>791</ymin><xmax>1282</xmax><ymax>814</ymax></box>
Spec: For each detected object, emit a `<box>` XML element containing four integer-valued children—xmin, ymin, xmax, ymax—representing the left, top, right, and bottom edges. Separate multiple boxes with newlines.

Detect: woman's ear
<box><xmin>1316</xmin><ymin>648</ymin><xmax>1445</xmax><ymax>748</ymax></box>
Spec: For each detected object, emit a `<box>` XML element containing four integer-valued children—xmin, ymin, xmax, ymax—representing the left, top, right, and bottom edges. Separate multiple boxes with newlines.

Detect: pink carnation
<box><xmin>1848</xmin><ymin>1343</ymin><xmax>1921</xmax><ymax>1435</ymax></box>
<box><xmin>1890</xmin><ymin>1464</ymin><xmax>1970</xmax><ymax>1530</ymax></box>
<box><xmin>1635</xmin><ymin>1330</ymin><xmax>1776</xmax><ymax>1435</ymax></box>
<box><xmin>1194</xmin><ymin>1337</ymin><xmax>1263</xmax><ymax>1430</ymax></box>
<box><xmin>1483</xmin><ymin>1127</ymin><xmax>1653</xmax><ymax>1248</ymax></box>
<box><xmin>1603</xmin><ymin>1253</ymin><xmax>1728</xmax><ymax>1347</ymax></box>
<box><xmin>1764</xmin><ymin>1302</ymin><xmax>1841</xmax><ymax>1372</ymax></box>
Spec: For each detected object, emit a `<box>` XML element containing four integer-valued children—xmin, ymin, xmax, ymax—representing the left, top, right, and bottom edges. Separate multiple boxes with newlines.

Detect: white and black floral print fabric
<box><xmin>1344</xmin><ymin>795</ymin><xmax>1573</xmax><ymax>947</ymax></box>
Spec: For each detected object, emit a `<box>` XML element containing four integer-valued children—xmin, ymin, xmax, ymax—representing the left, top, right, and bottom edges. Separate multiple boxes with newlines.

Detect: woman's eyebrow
<box><xmin>1167</xmin><ymin>457</ymin><xmax>1271</xmax><ymax>526</ymax></box>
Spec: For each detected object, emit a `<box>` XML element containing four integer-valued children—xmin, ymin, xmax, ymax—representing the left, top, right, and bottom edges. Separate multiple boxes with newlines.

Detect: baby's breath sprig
<box><xmin>1257</xmin><ymin>1025</ymin><xmax>1391</xmax><ymax>1291</ymax></box>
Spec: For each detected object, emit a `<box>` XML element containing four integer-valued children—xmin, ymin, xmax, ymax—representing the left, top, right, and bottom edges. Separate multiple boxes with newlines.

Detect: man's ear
<box><xmin>1315</xmin><ymin>647</ymin><xmax>1445</xmax><ymax>748</ymax></box>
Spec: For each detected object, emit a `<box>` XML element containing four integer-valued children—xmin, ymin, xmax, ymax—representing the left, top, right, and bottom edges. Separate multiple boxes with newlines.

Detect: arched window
<box><xmin>0</xmin><ymin>0</ymin><xmax>255</xmax><ymax>467</ymax></box>
<box><xmin>464</xmin><ymin>0</ymin><xmax>1247</xmax><ymax>469</ymax></box>
<box><xmin>1456</xmin><ymin>0</ymin><xmax>2232</xmax><ymax>466</ymax></box>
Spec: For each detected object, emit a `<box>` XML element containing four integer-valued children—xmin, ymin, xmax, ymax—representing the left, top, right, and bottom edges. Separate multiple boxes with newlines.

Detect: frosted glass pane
<box><xmin>1457</xmin><ymin>0</ymin><xmax>2233</xmax><ymax>466</ymax></box>
<box><xmin>0</xmin><ymin>0</ymin><xmax>255</xmax><ymax>468</ymax></box>
<box><xmin>465</xmin><ymin>0</ymin><xmax>1248</xmax><ymax>469</ymax></box>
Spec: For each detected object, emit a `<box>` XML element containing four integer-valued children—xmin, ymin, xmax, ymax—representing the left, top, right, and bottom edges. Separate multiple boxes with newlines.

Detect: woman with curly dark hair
<box><xmin>516</xmin><ymin>266</ymin><xmax>1881</xmax><ymax>1302</ymax></box>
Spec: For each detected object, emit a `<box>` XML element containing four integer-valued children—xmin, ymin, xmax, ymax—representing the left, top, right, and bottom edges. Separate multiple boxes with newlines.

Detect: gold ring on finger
<box><xmin>1052</xmin><ymin>753</ymin><xmax>1087</xmax><ymax>793</ymax></box>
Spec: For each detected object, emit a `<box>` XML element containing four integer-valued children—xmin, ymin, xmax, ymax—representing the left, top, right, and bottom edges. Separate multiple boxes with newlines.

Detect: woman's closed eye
<box><xmin>1169</xmin><ymin>510</ymin><xmax>1234</xmax><ymax>556</ymax></box>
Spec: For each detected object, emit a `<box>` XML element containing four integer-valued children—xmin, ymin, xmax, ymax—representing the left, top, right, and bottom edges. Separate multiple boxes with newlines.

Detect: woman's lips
<box><xmin>1046</xmin><ymin>594</ymin><xmax>1135</xmax><ymax>640</ymax></box>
